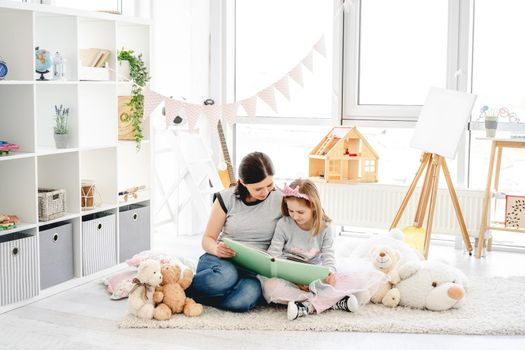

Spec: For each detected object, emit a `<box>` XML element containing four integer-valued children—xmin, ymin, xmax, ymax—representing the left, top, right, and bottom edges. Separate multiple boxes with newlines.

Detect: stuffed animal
<box><xmin>128</xmin><ymin>259</ymin><xmax>163</xmax><ymax>319</ymax></box>
<box><xmin>369</xmin><ymin>245</ymin><xmax>401</xmax><ymax>307</ymax></box>
<box><xmin>153</xmin><ymin>264</ymin><xmax>203</xmax><ymax>320</ymax></box>
<box><xmin>345</xmin><ymin>229</ymin><xmax>424</xmax><ymax>268</ymax></box>
<box><xmin>396</xmin><ymin>260</ymin><xmax>468</xmax><ymax>311</ymax></box>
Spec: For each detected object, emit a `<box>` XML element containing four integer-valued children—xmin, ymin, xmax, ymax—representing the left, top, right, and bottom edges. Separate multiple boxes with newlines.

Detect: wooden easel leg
<box><xmin>423</xmin><ymin>155</ymin><xmax>441</xmax><ymax>258</ymax></box>
<box><xmin>441</xmin><ymin>157</ymin><xmax>473</xmax><ymax>255</ymax></box>
<box><xmin>390</xmin><ymin>153</ymin><xmax>431</xmax><ymax>230</ymax></box>
<box><xmin>414</xmin><ymin>156</ymin><xmax>434</xmax><ymax>227</ymax></box>
<box><xmin>477</xmin><ymin>142</ymin><xmax>497</xmax><ymax>258</ymax></box>
<box><xmin>487</xmin><ymin>145</ymin><xmax>503</xmax><ymax>252</ymax></box>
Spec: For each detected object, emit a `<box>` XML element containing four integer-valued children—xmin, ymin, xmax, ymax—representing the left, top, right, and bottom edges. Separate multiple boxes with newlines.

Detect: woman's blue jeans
<box><xmin>186</xmin><ymin>253</ymin><xmax>262</xmax><ymax>312</ymax></box>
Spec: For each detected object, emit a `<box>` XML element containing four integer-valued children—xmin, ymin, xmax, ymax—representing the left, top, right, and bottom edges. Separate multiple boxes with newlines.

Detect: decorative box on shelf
<box><xmin>38</xmin><ymin>188</ymin><xmax>66</xmax><ymax>222</ymax></box>
<box><xmin>79</xmin><ymin>66</ymin><xmax>110</xmax><ymax>81</ymax></box>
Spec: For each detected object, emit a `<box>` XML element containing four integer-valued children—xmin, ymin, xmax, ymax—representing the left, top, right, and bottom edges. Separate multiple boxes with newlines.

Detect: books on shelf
<box><xmin>222</xmin><ymin>237</ymin><xmax>329</xmax><ymax>285</ymax></box>
<box><xmin>79</xmin><ymin>48</ymin><xmax>111</xmax><ymax>68</ymax></box>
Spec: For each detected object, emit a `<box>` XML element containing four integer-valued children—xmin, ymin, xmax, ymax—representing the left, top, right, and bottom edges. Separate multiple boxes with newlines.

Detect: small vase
<box><xmin>485</xmin><ymin>116</ymin><xmax>498</xmax><ymax>138</ymax></box>
<box><xmin>118</xmin><ymin>60</ymin><xmax>131</xmax><ymax>81</ymax></box>
<box><xmin>54</xmin><ymin>133</ymin><xmax>69</xmax><ymax>149</ymax></box>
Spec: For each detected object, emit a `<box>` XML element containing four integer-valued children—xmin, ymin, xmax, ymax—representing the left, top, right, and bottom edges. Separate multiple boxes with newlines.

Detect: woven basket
<box><xmin>38</xmin><ymin>188</ymin><xmax>66</xmax><ymax>222</ymax></box>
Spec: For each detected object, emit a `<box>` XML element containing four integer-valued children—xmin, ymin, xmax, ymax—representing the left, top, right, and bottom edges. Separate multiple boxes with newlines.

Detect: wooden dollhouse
<box><xmin>309</xmin><ymin>126</ymin><xmax>379</xmax><ymax>183</ymax></box>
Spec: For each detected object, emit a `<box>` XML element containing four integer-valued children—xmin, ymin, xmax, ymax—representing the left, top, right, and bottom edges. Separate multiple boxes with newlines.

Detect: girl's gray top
<box><xmin>267</xmin><ymin>216</ymin><xmax>336</xmax><ymax>272</ymax></box>
<box><xmin>216</xmin><ymin>187</ymin><xmax>284</xmax><ymax>251</ymax></box>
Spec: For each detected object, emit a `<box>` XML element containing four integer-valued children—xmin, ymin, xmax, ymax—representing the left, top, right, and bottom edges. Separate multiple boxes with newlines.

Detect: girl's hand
<box><xmin>323</xmin><ymin>272</ymin><xmax>336</xmax><ymax>286</ymax></box>
<box><xmin>297</xmin><ymin>284</ymin><xmax>310</xmax><ymax>292</ymax></box>
<box><xmin>214</xmin><ymin>242</ymin><xmax>236</xmax><ymax>258</ymax></box>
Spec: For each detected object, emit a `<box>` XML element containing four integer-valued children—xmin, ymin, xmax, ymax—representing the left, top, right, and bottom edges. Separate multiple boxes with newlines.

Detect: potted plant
<box><xmin>53</xmin><ymin>104</ymin><xmax>69</xmax><ymax>149</ymax></box>
<box><xmin>117</xmin><ymin>48</ymin><xmax>150</xmax><ymax>150</ymax></box>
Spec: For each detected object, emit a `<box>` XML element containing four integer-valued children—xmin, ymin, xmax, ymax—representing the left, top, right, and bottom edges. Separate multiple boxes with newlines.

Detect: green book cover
<box><xmin>222</xmin><ymin>237</ymin><xmax>329</xmax><ymax>285</ymax></box>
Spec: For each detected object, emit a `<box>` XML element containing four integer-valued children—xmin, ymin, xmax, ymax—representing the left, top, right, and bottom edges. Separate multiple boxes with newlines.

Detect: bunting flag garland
<box><xmin>240</xmin><ymin>96</ymin><xmax>258</xmax><ymax>119</ymax></box>
<box><xmin>301</xmin><ymin>51</ymin><xmax>314</xmax><ymax>72</ymax></box>
<box><xmin>164</xmin><ymin>99</ymin><xmax>184</xmax><ymax>127</ymax></box>
<box><xmin>274</xmin><ymin>76</ymin><xmax>291</xmax><ymax>101</ymax></box>
<box><xmin>222</xmin><ymin>102</ymin><xmax>239</xmax><ymax>125</ymax></box>
<box><xmin>141</xmin><ymin>31</ymin><xmax>330</xmax><ymax>126</ymax></box>
<box><xmin>314</xmin><ymin>36</ymin><xmax>326</xmax><ymax>57</ymax></box>
<box><xmin>203</xmin><ymin>103</ymin><xmax>221</xmax><ymax>128</ymax></box>
<box><xmin>257</xmin><ymin>86</ymin><xmax>278</xmax><ymax>113</ymax></box>
<box><xmin>143</xmin><ymin>88</ymin><xmax>165</xmax><ymax>120</ymax></box>
<box><xmin>184</xmin><ymin>104</ymin><xmax>203</xmax><ymax>129</ymax></box>
<box><xmin>288</xmin><ymin>64</ymin><xmax>304</xmax><ymax>87</ymax></box>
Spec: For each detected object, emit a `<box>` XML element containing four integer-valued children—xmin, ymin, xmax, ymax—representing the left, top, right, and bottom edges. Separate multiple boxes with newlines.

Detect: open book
<box><xmin>223</xmin><ymin>237</ymin><xmax>329</xmax><ymax>285</ymax></box>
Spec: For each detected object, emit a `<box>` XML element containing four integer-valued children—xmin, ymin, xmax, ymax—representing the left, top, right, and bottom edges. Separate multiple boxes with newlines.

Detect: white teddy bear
<box><xmin>369</xmin><ymin>245</ymin><xmax>401</xmax><ymax>307</ymax></box>
<box><xmin>128</xmin><ymin>259</ymin><xmax>163</xmax><ymax>319</ymax></box>
<box><xmin>396</xmin><ymin>260</ymin><xmax>468</xmax><ymax>311</ymax></box>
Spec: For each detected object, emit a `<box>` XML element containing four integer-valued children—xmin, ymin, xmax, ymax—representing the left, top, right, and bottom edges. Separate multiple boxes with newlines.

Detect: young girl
<box><xmin>260</xmin><ymin>179</ymin><xmax>384</xmax><ymax>320</ymax></box>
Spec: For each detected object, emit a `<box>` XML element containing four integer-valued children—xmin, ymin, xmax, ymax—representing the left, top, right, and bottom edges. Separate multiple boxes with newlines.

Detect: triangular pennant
<box><xmin>274</xmin><ymin>77</ymin><xmax>291</xmax><ymax>101</ymax></box>
<box><xmin>165</xmin><ymin>99</ymin><xmax>184</xmax><ymax>126</ymax></box>
<box><xmin>288</xmin><ymin>64</ymin><xmax>304</xmax><ymax>87</ymax></box>
<box><xmin>183</xmin><ymin>103</ymin><xmax>202</xmax><ymax>129</ymax></box>
<box><xmin>257</xmin><ymin>86</ymin><xmax>278</xmax><ymax>113</ymax></box>
<box><xmin>314</xmin><ymin>36</ymin><xmax>326</xmax><ymax>57</ymax></box>
<box><xmin>302</xmin><ymin>51</ymin><xmax>314</xmax><ymax>72</ymax></box>
<box><xmin>143</xmin><ymin>88</ymin><xmax>165</xmax><ymax>119</ymax></box>
<box><xmin>203</xmin><ymin>104</ymin><xmax>221</xmax><ymax>128</ymax></box>
<box><xmin>222</xmin><ymin>102</ymin><xmax>239</xmax><ymax>125</ymax></box>
<box><xmin>240</xmin><ymin>96</ymin><xmax>257</xmax><ymax>119</ymax></box>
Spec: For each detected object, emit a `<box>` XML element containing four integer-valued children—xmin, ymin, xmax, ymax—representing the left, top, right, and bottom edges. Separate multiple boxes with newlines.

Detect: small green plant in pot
<box><xmin>117</xmin><ymin>48</ymin><xmax>151</xmax><ymax>150</ymax></box>
<box><xmin>53</xmin><ymin>104</ymin><xmax>69</xmax><ymax>149</ymax></box>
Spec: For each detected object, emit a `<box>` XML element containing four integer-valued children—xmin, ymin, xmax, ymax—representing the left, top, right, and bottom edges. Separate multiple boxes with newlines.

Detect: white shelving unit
<box><xmin>0</xmin><ymin>1</ymin><xmax>152</xmax><ymax>312</ymax></box>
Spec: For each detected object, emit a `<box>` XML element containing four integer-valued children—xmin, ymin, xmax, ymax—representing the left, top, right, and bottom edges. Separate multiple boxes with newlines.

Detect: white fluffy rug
<box><xmin>120</xmin><ymin>276</ymin><xmax>525</xmax><ymax>335</ymax></box>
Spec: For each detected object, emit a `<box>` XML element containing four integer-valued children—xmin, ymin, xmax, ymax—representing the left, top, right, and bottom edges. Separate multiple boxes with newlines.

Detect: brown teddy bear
<box><xmin>153</xmin><ymin>264</ymin><xmax>203</xmax><ymax>320</ymax></box>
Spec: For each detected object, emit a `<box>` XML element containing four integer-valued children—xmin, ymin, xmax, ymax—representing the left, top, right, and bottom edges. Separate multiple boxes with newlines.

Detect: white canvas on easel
<box><xmin>410</xmin><ymin>87</ymin><xmax>477</xmax><ymax>159</ymax></box>
<box><xmin>391</xmin><ymin>87</ymin><xmax>477</xmax><ymax>257</ymax></box>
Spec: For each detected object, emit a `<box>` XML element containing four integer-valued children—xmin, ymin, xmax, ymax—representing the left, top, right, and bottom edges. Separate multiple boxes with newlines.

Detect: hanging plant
<box><xmin>117</xmin><ymin>48</ymin><xmax>150</xmax><ymax>150</ymax></box>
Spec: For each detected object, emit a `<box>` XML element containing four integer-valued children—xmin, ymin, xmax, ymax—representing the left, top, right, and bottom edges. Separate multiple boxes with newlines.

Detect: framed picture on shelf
<box><xmin>505</xmin><ymin>195</ymin><xmax>525</xmax><ymax>229</ymax></box>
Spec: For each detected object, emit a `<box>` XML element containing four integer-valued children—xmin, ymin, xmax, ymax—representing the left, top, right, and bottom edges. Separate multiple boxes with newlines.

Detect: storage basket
<box><xmin>0</xmin><ymin>230</ymin><xmax>39</xmax><ymax>306</ymax></box>
<box><xmin>38</xmin><ymin>188</ymin><xmax>66</xmax><ymax>222</ymax></box>
<box><xmin>119</xmin><ymin>204</ymin><xmax>150</xmax><ymax>263</ymax></box>
<box><xmin>39</xmin><ymin>222</ymin><xmax>74</xmax><ymax>289</ymax></box>
<box><xmin>82</xmin><ymin>211</ymin><xmax>116</xmax><ymax>276</ymax></box>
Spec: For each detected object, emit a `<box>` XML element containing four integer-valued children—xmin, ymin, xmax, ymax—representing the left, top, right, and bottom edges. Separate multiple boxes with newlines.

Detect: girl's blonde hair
<box><xmin>281</xmin><ymin>179</ymin><xmax>331</xmax><ymax>236</ymax></box>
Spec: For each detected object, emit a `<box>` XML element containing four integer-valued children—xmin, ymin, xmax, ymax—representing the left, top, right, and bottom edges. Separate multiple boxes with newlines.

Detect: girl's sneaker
<box><xmin>332</xmin><ymin>295</ymin><xmax>359</xmax><ymax>312</ymax></box>
<box><xmin>287</xmin><ymin>301</ymin><xmax>311</xmax><ymax>321</ymax></box>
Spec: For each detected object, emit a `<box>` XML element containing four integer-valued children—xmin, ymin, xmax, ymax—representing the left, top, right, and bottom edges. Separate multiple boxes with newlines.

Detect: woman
<box><xmin>186</xmin><ymin>151</ymin><xmax>283</xmax><ymax>312</ymax></box>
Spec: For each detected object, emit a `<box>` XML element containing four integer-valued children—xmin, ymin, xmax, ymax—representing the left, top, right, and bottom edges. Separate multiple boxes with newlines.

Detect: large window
<box><xmin>359</xmin><ymin>0</ymin><xmax>448</xmax><ymax>105</ymax></box>
<box><xmin>235</xmin><ymin>0</ymin><xmax>336</xmax><ymax>119</ymax></box>
<box><xmin>470</xmin><ymin>0</ymin><xmax>525</xmax><ymax>125</ymax></box>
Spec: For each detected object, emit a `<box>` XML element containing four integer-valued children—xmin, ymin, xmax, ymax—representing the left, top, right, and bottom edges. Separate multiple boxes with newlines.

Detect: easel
<box><xmin>389</xmin><ymin>152</ymin><xmax>473</xmax><ymax>258</ymax></box>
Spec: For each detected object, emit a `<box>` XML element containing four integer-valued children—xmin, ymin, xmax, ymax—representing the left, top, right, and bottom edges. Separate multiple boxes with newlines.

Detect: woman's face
<box><xmin>243</xmin><ymin>176</ymin><xmax>274</xmax><ymax>201</ymax></box>
<box><xmin>286</xmin><ymin>198</ymin><xmax>313</xmax><ymax>229</ymax></box>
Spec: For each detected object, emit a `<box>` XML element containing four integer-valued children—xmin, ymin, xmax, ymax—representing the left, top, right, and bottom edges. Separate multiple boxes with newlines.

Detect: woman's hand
<box><xmin>323</xmin><ymin>272</ymin><xmax>336</xmax><ymax>286</ymax></box>
<box><xmin>297</xmin><ymin>284</ymin><xmax>310</xmax><ymax>292</ymax></box>
<box><xmin>214</xmin><ymin>242</ymin><xmax>236</xmax><ymax>258</ymax></box>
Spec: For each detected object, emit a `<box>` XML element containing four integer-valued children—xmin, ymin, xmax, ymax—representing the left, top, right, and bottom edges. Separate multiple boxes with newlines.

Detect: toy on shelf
<box><xmin>0</xmin><ymin>141</ymin><xmax>20</xmax><ymax>156</ymax></box>
<box><xmin>309</xmin><ymin>126</ymin><xmax>378</xmax><ymax>183</ymax></box>
<box><xmin>119</xmin><ymin>185</ymin><xmax>146</xmax><ymax>202</ymax></box>
<box><xmin>0</xmin><ymin>214</ymin><xmax>20</xmax><ymax>231</ymax></box>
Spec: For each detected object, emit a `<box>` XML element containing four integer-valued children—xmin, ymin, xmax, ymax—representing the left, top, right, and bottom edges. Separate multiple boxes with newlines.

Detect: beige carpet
<box><xmin>120</xmin><ymin>276</ymin><xmax>525</xmax><ymax>335</ymax></box>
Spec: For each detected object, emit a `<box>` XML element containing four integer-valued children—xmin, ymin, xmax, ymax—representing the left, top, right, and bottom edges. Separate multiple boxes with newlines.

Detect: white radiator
<box><xmin>317</xmin><ymin>182</ymin><xmax>485</xmax><ymax>236</ymax></box>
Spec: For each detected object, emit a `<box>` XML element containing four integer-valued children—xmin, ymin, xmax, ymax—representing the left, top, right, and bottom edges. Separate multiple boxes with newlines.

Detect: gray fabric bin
<box><xmin>39</xmin><ymin>222</ymin><xmax>74</xmax><ymax>289</ymax></box>
<box><xmin>119</xmin><ymin>204</ymin><xmax>150</xmax><ymax>263</ymax></box>
<box><xmin>82</xmin><ymin>211</ymin><xmax>116</xmax><ymax>276</ymax></box>
<box><xmin>0</xmin><ymin>231</ymin><xmax>39</xmax><ymax>306</ymax></box>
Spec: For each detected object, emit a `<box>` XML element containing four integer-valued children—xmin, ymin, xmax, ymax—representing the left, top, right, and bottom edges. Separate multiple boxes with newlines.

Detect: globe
<box><xmin>35</xmin><ymin>47</ymin><xmax>53</xmax><ymax>80</ymax></box>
